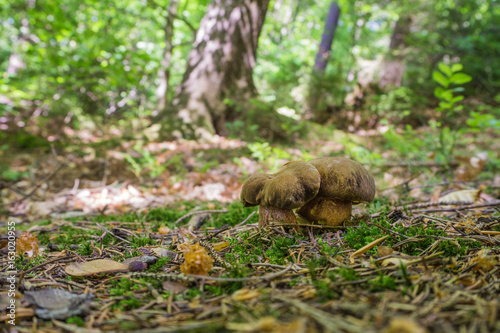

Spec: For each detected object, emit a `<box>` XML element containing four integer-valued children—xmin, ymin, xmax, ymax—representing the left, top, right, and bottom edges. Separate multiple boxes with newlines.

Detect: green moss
<box><xmin>338</xmin><ymin>268</ymin><xmax>359</xmax><ymax>281</ymax></box>
<box><xmin>265</xmin><ymin>235</ymin><xmax>303</xmax><ymax>265</ymax></box>
<box><xmin>16</xmin><ymin>254</ymin><xmax>48</xmax><ymax>271</ymax></box>
<box><xmin>66</xmin><ymin>316</ymin><xmax>85</xmax><ymax>327</ymax></box>
<box><xmin>224</xmin><ymin>231</ymin><xmax>266</xmax><ymax>265</ymax></box>
<box><xmin>368</xmin><ymin>272</ymin><xmax>396</xmax><ymax>291</ymax></box>
<box><xmin>130</xmin><ymin>236</ymin><xmax>155</xmax><ymax>248</ymax></box>
<box><xmin>147</xmin><ymin>257</ymin><xmax>171</xmax><ymax>272</ymax></box>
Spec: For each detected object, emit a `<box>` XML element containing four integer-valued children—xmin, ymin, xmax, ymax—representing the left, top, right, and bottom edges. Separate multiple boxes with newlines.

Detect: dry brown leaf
<box><xmin>65</xmin><ymin>259</ymin><xmax>129</xmax><ymax>276</ymax></box>
<box><xmin>377</xmin><ymin>245</ymin><xmax>394</xmax><ymax>257</ymax></box>
<box><xmin>16</xmin><ymin>232</ymin><xmax>39</xmax><ymax>257</ymax></box>
<box><xmin>470</xmin><ymin>249</ymin><xmax>498</xmax><ymax>272</ymax></box>
<box><xmin>455</xmin><ymin>153</ymin><xmax>487</xmax><ymax>181</ymax></box>
<box><xmin>162</xmin><ymin>281</ymin><xmax>188</xmax><ymax>294</ymax></box>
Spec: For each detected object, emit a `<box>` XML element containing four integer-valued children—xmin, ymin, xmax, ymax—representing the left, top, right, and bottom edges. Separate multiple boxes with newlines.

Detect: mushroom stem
<box><xmin>258</xmin><ymin>206</ymin><xmax>297</xmax><ymax>228</ymax></box>
<box><xmin>296</xmin><ymin>197</ymin><xmax>352</xmax><ymax>226</ymax></box>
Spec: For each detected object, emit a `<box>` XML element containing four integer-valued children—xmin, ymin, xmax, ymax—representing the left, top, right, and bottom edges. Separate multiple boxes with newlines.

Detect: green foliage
<box><xmin>147</xmin><ymin>257</ymin><xmax>171</xmax><ymax>272</ymax></box>
<box><xmin>370</xmin><ymin>87</ymin><xmax>420</xmax><ymax>121</ymax></box>
<box><xmin>1</xmin><ymin>168</ymin><xmax>29</xmax><ymax>181</ymax></box>
<box><xmin>432</xmin><ymin>62</ymin><xmax>472</xmax><ymax>161</ymax></box>
<box><xmin>123</xmin><ymin>149</ymin><xmax>184</xmax><ymax>180</ymax></box>
<box><xmin>368</xmin><ymin>272</ymin><xmax>396</xmax><ymax>291</ymax></box>
<box><xmin>265</xmin><ymin>235</ymin><xmax>302</xmax><ymax>265</ymax></box>
<box><xmin>225</xmin><ymin>231</ymin><xmax>265</xmax><ymax>265</ymax></box>
<box><xmin>247</xmin><ymin>142</ymin><xmax>291</xmax><ymax>170</ymax></box>
<box><xmin>337</xmin><ymin>267</ymin><xmax>359</xmax><ymax>281</ymax></box>
<box><xmin>466</xmin><ymin>110</ymin><xmax>500</xmax><ymax>131</ymax></box>
<box><xmin>109</xmin><ymin>277</ymin><xmax>143</xmax><ymax>310</ymax></box>
<box><xmin>130</xmin><ymin>236</ymin><xmax>155</xmax><ymax>248</ymax></box>
<box><xmin>66</xmin><ymin>316</ymin><xmax>85</xmax><ymax>327</ymax></box>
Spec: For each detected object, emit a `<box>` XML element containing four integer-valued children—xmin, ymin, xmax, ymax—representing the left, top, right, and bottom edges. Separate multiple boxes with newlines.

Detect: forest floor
<box><xmin>0</xmin><ymin>126</ymin><xmax>499</xmax><ymax>333</ymax></box>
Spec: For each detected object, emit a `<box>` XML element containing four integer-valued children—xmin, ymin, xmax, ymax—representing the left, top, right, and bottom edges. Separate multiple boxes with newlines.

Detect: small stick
<box><xmin>174</xmin><ymin>210</ymin><xmax>228</xmax><ymax>224</ymax></box>
<box><xmin>413</xmin><ymin>201</ymin><xmax>500</xmax><ymax>213</ymax></box>
<box><xmin>235</xmin><ymin>211</ymin><xmax>257</xmax><ymax>227</ymax></box>
<box><xmin>96</xmin><ymin>223</ymin><xmax>131</xmax><ymax>244</ymax></box>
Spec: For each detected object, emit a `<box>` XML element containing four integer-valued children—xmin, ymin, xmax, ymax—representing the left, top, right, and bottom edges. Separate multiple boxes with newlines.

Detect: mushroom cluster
<box><xmin>241</xmin><ymin>157</ymin><xmax>375</xmax><ymax>228</ymax></box>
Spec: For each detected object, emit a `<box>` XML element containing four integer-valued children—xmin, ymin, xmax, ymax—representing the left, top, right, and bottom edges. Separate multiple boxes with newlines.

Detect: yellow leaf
<box><xmin>232</xmin><ymin>288</ymin><xmax>260</xmax><ymax>301</ymax></box>
<box><xmin>213</xmin><ymin>241</ymin><xmax>230</xmax><ymax>252</ymax></box>
<box><xmin>381</xmin><ymin>258</ymin><xmax>411</xmax><ymax>267</ymax></box>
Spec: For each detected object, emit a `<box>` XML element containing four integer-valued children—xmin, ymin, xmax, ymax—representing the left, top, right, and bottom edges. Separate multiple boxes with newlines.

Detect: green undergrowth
<box><xmin>225</xmin><ymin>232</ymin><xmax>305</xmax><ymax>266</ymax></box>
<box><xmin>33</xmin><ymin>201</ymin><xmax>258</xmax><ymax>252</ymax></box>
<box><xmin>344</xmin><ymin>216</ymin><xmax>482</xmax><ymax>256</ymax></box>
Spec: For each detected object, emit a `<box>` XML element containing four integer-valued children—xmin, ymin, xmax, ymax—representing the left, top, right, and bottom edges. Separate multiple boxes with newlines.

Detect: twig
<box><xmin>174</xmin><ymin>210</ymin><xmax>228</xmax><ymax>224</ymax></box>
<box><xmin>274</xmin><ymin>295</ymin><xmax>364</xmax><ymax>332</ymax></box>
<box><xmin>128</xmin><ymin>264</ymin><xmax>293</xmax><ymax>283</ymax></box>
<box><xmin>270</xmin><ymin>223</ymin><xmax>349</xmax><ymax>230</ymax></box>
<box><xmin>96</xmin><ymin>223</ymin><xmax>131</xmax><ymax>244</ymax></box>
<box><xmin>413</xmin><ymin>201</ymin><xmax>500</xmax><ymax>213</ymax></box>
<box><xmin>235</xmin><ymin>211</ymin><xmax>257</xmax><ymax>227</ymax></box>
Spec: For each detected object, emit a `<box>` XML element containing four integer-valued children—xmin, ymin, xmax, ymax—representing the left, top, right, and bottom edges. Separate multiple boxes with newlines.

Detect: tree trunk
<box><xmin>314</xmin><ymin>2</ymin><xmax>340</xmax><ymax>72</ymax></box>
<box><xmin>155</xmin><ymin>0</ymin><xmax>179</xmax><ymax>113</ymax></box>
<box><xmin>160</xmin><ymin>0</ymin><xmax>270</xmax><ymax>140</ymax></box>
<box><xmin>379</xmin><ymin>15</ymin><xmax>412</xmax><ymax>88</ymax></box>
<box><xmin>306</xmin><ymin>2</ymin><xmax>340</xmax><ymax>120</ymax></box>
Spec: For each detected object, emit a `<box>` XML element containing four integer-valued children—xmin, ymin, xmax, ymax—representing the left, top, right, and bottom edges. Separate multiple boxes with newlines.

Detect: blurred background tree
<box><xmin>0</xmin><ymin>0</ymin><xmax>498</xmax><ymax>141</ymax></box>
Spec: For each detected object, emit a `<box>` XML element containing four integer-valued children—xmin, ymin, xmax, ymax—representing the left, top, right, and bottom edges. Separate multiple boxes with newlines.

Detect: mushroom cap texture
<box><xmin>240</xmin><ymin>161</ymin><xmax>321</xmax><ymax>209</ymax></box>
<box><xmin>307</xmin><ymin>157</ymin><xmax>375</xmax><ymax>203</ymax></box>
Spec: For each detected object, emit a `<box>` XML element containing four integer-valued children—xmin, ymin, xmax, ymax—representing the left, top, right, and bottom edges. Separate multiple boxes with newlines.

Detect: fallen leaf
<box><xmin>232</xmin><ymin>288</ymin><xmax>260</xmax><ymax>301</ymax></box>
<box><xmin>16</xmin><ymin>232</ymin><xmax>39</xmax><ymax>257</ymax></box>
<box><xmin>381</xmin><ymin>258</ymin><xmax>411</xmax><ymax>267</ymax></box>
<box><xmin>438</xmin><ymin>189</ymin><xmax>480</xmax><ymax>203</ymax></box>
<box><xmin>377</xmin><ymin>245</ymin><xmax>394</xmax><ymax>257</ymax></box>
<box><xmin>162</xmin><ymin>281</ymin><xmax>188</xmax><ymax>294</ymax></box>
<box><xmin>383</xmin><ymin>317</ymin><xmax>428</xmax><ymax>333</ymax></box>
<box><xmin>470</xmin><ymin>249</ymin><xmax>498</xmax><ymax>272</ymax></box>
<box><xmin>65</xmin><ymin>259</ymin><xmax>129</xmax><ymax>276</ymax></box>
<box><xmin>24</xmin><ymin>289</ymin><xmax>94</xmax><ymax>320</ymax></box>
<box><xmin>213</xmin><ymin>241</ymin><xmax>230</xmax><ymax>252</ymax></box>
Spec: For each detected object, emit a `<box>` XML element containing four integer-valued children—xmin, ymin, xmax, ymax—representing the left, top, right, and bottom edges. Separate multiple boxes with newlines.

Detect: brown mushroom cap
<box><xmin>240</xmin><ymin>161</ymin><xmax>321</xmax><ymax>228</ymax></box>
<box><xmin>241</xmin><ymin>161</ymin><xmax>321</xmax><ymax>209</ymax></box>
<box><xmin>307</xmin><ymin>157</ymin><xmax>375</xmax><ymax>204</ymax></box>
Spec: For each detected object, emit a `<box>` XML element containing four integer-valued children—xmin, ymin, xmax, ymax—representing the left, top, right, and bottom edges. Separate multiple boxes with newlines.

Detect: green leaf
<box><xmin>434</xmin><ymin>87</ymin><xmax>453</xmax><ymax>101</ymax></box>
<box><xmin>433</xmin><ymin>70</ymin><xmax>449</xmax><ymax>88</ymax></box>
<box><xmin>439</xmin><ymin>101</ymin><xmax>452</xmax><ymax>109</ymax></box>
<box><xmin>451</xmin><ymin>95</ymin><xmax>464</xmax><ymax>103</ymax></box>
<box><xmin>434</xmin><ymin>87</ymin><xmax>444</xmax><ymax>98</ymax></box>
<box><xmin>451</xmin><ymin>63</ymin><xmax>463</xmax><ymax>73</ymax></box>
<box><xmin>450</xmin><ymin>73</ymin><xmax>472</xmax><ymax>85</ymax></box>
<box><xmin>452</xmin><ymin>87</ymin><xmax>465</xmax><ymax>93</ymax></box>
<box><xmin>438</xmin><ymin>63</ymin><xmax>452</xmax><ymax>77</ymax></box>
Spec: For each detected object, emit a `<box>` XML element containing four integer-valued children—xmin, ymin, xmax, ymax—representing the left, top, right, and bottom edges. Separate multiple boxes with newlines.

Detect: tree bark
<box><xmin>379</xmin><ymin>15</ymin><xmax>412</xmax><ymax>88</ymax></box>
<box><xmin>314</xmin><ymin>2</ymin><xmax>340</xmax><ymax>72</ymax></box>
<box><xmin>306</xmin><ymin>2</ymin><xmax>340</xmax><ymax>121</ymax></box>
<box><xmin>160</xmin><ymin>0</ymin><xmax>270</xmax><ymax>140</ymax></box>
<box><xmin>155</xmin><ymin>0</ymin><xmax>179</xmax><ymax>113</ymax></box>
